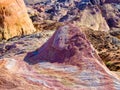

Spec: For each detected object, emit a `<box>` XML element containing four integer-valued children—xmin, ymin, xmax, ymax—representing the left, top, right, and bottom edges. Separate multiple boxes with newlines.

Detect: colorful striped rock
<box><xmin>25</xmin><ymin>24</ymin><xmax>120</xmax><ymax>89</ymax></box>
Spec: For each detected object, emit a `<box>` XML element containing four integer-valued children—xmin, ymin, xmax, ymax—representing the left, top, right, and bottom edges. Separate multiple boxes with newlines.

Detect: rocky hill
<box><xmin>0</xmin><ymin>0</ymin><xmax>120</xmax><ymax>90</ymax></box>
<box><xmin>24</xmin><ymin>0</ymin><xmax>120</xmax><ymax>71</ymax></box>
<box><xmin>0</xmin><ymin>24</ymin><xmax>120</xmax><ymax>90</ymax></box>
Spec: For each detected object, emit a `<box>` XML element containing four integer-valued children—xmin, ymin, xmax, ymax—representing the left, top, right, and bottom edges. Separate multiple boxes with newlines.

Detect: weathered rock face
<box><xmin>0</xmin><ymin>58</ymin><xmax>49</xmax><ymax>90</ymax></box>
<box><xmin>0</xmin><ymin>0</ymin><xmax>36</xmax><ymax>40</ymax></box>
<box><xmin>25</xmin><ymin>24</ymin><xmax>101</xmax><ymax>64</ymax></box>
<box><xmin>24</xmin><ymin>24</ymin><xmax>120</xmax><ymax>89</ymax></box>
<box><xmin>0</xmin><ymin>25</ymin><xmax>120</xmax><ymax>89</ymax></box>
<box><xmin>101</xmin><ymin>4</ymin><xmax>120</xmax><ymax>28</ymax></box>
<box><xmin>73</xmin><ymin>6</ymin><xmax>110</xmax><ymax>31</ymax></box>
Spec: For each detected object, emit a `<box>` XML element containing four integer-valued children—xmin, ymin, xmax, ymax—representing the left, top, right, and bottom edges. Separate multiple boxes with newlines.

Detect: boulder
<box><xmin>0</xmin><ymin>0</ymin><xmax>36</xmax><ymax>40</ymax></box>
<box><xmin>0</xmin><ymin>24</ymin><xmax>120</xmax><ymax>89</ymax></box>
<box><xmin>25</xmin><ymin>24</ymin><xmax>102</xmax><ymax>64</ymax></box>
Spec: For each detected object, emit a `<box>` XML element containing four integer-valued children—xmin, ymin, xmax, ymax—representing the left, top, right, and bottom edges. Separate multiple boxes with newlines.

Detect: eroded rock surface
<box><xmin>73</xmin><ymin>6</ymin><xmax>110</xmax><ymax>31</ymax></box>
<box><xmin>0</xmin><ymin>25</ymin><xmax>120</xmax><ymax>89</ymax></box>
<box><xmin>26</xmin><ymin>1</ymin><xmax>111</xmax><ymax>31</ymax></box>
<box><xmin>0</xmin><ymin>0</ymin><xmax>36</xmax><ymax>40</ymax></box>
<box><xmin>101</xmin><ymin>4</ymin><xmax>120</xmax><ymax>28</ymax></box>
<box><xmin>23</xmin><ymin>24</ymin><xmax>120</xmax><ymax>89</ymax></box>
<box><xmin>0</xmin><ymin>1</ymin><xmax>120</xmax><ymax>90</ymax></box>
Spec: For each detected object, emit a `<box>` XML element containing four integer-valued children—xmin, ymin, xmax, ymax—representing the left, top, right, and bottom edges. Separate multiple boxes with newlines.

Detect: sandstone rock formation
<box><xmin>25</xmin><ymin>0</ymin><xmax>111</xmax><ymax>32</ymax></box>
<box><xmin>0</xmin><ymin>24</ymin><xmax>120</xmax><ymax>89</ymax></box>
<box><xmin>82</xmin><ymin>4</ymin><xmax>120</xmax><ymax>71</ymax></box>
<box><xmin>101</xmin><ymin>4</ymin><xmax>120</xmax><ymax>28</ymax></box>
<box><xmin>25</xmin><ymin>1</ymin><xmax>120</xmax><ymax>70</ymax></box>
<box><xmin>1</xmin><ymin>0</ymin><xmax>120</xmax><ymax>89</ymax></box>
<box><xmin>0</xmin><ymin>58</ymin><xmax>51</xmax><ymax>90</ymax></box>
<box><xmin>0</xmin><ymin>0</ymin><xmax>36</xmax><ymax>40</ymax></box>
<box><xmin>24</xmin><ymin>24</ymin><xmax>120</xmax><ymax>89</ymax></box>
<box><xmin>25</xmin><ymin>24</ymin><xmax>102</xmax><ymax>64</ymax></box>
<box><xmin>73</xmin><ymin>6</ymin><xmax>110</xmax><ymax>31</ymax></box>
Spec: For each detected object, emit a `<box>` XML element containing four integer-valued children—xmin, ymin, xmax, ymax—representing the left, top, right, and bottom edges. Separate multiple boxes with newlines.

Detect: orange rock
<box><xmin>0</xmin><ymin>0</ymin><xmax>36</xmax><ymax>40</ymax></box>
<box><xmin>0</xmin><ymin>59</ymin><xmax>6</xmax><ymax>68</ymax></box>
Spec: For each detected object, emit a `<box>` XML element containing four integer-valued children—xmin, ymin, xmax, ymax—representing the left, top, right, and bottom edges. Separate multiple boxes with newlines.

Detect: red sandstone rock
<box><xmin>26</xmin><ymin>24</ymin><xmax>102</xmax><ymax>64</ymax></box>
<box><xmin>22</xmin><ymin>25</ymin><xmax>98</xmax><ymax>63</ymax></box>
<box><xmin>24</xmin><ymin>24</ymin><xmax>120</xmax><ymax>89</ymax></box>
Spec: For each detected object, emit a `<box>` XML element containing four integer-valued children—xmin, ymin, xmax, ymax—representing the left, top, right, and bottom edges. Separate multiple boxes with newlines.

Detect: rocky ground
<box><xmin>0</xmin><ymin>0</ymin><xmax>120</xmax><ymax>90</ymax></box>
<box><xmin>84</xmin><ymin>29</ymin><xmax>120</xmax><ymax>71</ymax></box>
<box><xmin>1</xmin><ymin>24</ymin><xmax>120</xmax><ymax>90</ymax></box>
<box><xmin>26</xmin><ymin>0</ymin><xmax>120</xmax><ymax>71</ymax></box>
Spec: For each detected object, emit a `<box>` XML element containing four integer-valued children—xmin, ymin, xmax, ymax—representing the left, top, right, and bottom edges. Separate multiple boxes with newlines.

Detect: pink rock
<box><xmin>0</xmin><ymin>24</ymin><xmax>120</xmax><ymax>89</ymax></box>
<box><xmin>24</xmin><ymin>24</ymin><xmax>120</xmax><ymax>89</ymax></box>
<box><xmin>25</xmin><ymin>24</ymin><xmax>98</xmax><ymax>64</ymax></box>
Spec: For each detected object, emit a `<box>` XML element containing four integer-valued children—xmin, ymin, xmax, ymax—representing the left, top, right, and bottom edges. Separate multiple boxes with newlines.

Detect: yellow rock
<box><xmin>0</xmin><ymin>0</ymin><xmax>36</xmax><ymax>40</ymax></box>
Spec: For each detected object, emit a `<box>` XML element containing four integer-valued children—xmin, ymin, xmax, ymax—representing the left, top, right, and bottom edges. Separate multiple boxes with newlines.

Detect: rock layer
<box><xmin>24</xmin><ymin>24</ymin><xmax>120</xmax><ymax>89</ymax></box>
<box><xmin>0</xmin><ymin>25</ymin><xmax>120</xmax><ymax>89</ymax></box>
<box><xmin>0</xmin><ymin>0</ymin><xmax>36</xmax><ymax>40</ymax></box>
